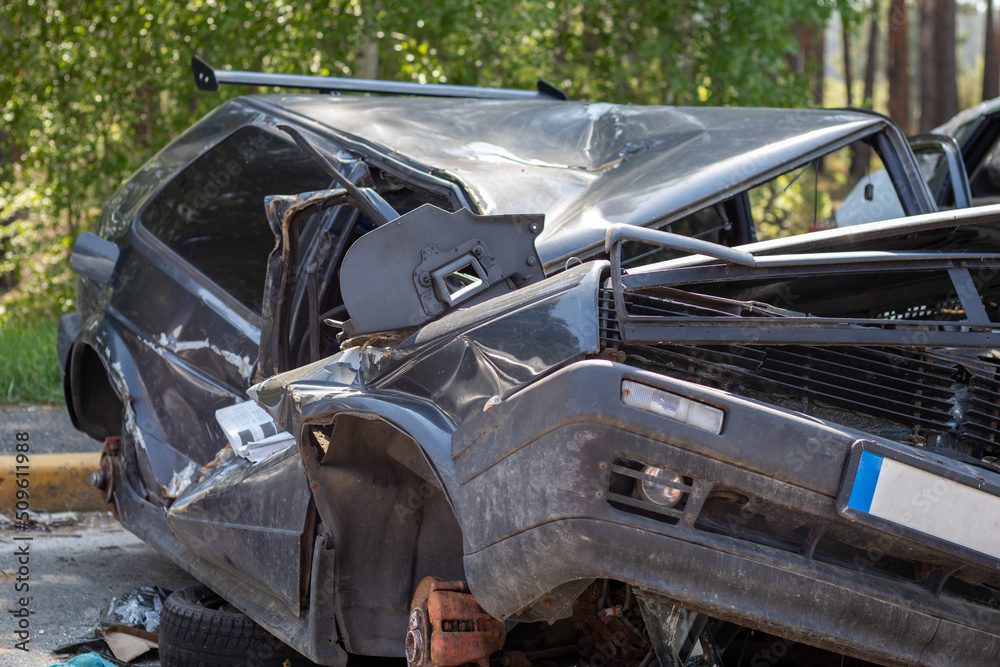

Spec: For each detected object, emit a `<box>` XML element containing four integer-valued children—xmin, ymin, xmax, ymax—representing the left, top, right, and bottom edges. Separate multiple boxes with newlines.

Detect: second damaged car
<box><xmin>58</xmin><ymin>59</ymin><xmax>1000</xmax><ymax>666</ymax></box>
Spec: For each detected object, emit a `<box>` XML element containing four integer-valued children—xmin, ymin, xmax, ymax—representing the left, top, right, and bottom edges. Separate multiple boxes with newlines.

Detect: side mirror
<box><xmin>908</xmin><ymin>133</ymin><xmax>973</xmax><ymax>209</ymax></box>
<box><xmin>70</xmin><ymin>231</ymin><xmax>120</xmax><ymax>287</ymax></box>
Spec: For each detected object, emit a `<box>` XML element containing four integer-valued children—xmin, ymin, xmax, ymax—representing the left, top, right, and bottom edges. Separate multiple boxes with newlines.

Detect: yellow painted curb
<box><xmin>0</xmin><ymin>453</ymin><xmax>106</xmax><ymax>512</ymax></box>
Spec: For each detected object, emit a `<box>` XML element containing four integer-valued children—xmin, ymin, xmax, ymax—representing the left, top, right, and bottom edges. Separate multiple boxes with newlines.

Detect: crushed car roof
<box><xmin>263</xmin><ymin>95</ymin><xmax>889</xmax><ymax>266</ymax></box>
<box><xmin>935</xmin><ymin>96</ymin><xmax>1000</xmax><ymax>138</ymax></box>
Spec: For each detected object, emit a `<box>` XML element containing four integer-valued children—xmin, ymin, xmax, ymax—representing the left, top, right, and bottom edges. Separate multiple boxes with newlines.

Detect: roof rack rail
<box><xmin>191</xmin><ymin>56</ymin><xmax>569</xmax><ymax>101</ymax></box>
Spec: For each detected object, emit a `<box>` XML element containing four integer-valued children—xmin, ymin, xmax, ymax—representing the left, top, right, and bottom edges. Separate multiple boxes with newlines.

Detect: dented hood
<box><xmin>260</xmin><ymin>95</ymin><xmax>889</xmax><ymax>266</ymax></box>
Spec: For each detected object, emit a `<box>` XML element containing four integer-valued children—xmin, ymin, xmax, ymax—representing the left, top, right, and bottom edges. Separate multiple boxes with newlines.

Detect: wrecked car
<box><xmin>57</xmin><ymin>57</ymin><xmax>1000</xmax><ymax>667</ymax></box>
<box><xmin>926</xmin><ymin>95</ymin><xmax>1000</xmax><ymax>209</ymax></box>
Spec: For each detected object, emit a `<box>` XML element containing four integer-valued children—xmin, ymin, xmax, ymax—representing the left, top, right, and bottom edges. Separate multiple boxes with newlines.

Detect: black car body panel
<box><xmin>58</xmin><ymin>82</ymin><xmax>1000</xmax><ymax>666</ymax></box>
<box><xmin>238</xmin><ymin>204</ymin><xmax>1000</xmax><ymax>666</ymax></box>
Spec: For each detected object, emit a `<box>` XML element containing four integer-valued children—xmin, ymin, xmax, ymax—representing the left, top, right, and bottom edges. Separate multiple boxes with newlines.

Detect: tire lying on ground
<box><xmin>158</xmin><ymin>583</ymin><xmax>312</xmax><ymax>667</ymax></box>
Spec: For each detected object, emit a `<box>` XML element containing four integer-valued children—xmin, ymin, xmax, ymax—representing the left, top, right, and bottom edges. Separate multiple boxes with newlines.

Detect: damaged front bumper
<box><xmin>450</xmin><ymin>360</ymin><xmax>1000</xmax><ymax>666</ymax></box>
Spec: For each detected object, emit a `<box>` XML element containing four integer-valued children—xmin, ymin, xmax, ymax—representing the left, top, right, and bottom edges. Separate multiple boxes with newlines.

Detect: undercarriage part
<box><xmin>497</xmin><ymin>642</ymin><xmax>588</xmax><ymax>667</ymax></box>
<box><xmin>407</xmin><ymin>577</ymin><xmax>506</xmax><ymax>667</ymax></box>
<box><xmin>636</xmin><ymin>594</ymin><xmax>720</xmax><ymax>667</ymax></box>
<box><xmin>568</xmin><ymin>581</ymin><xmax>650</xmax><ymax>667</ymax></box>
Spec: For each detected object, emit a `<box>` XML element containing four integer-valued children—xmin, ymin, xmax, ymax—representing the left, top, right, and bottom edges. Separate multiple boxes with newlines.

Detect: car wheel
<box><xmin>158</xmin><ymin>584</ymin><xmax>311</xmax><ymax>667</ymax></box>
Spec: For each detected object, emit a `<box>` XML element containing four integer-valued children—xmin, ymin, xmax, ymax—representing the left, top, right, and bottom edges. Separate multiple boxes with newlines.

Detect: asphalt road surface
<box><xmin>0</xmin><ymin>404</ymin><xmax>103</xmax><ymax>456</ymax></box>
<box><xmin>0</xmin><ymin>405</ymin><xmax>194</xmax><ymax>665</ymax></box>
<box><xmin>0</xmin><ymin>511</ymin><xmax>197</xmax><ymax>667</ymax></box>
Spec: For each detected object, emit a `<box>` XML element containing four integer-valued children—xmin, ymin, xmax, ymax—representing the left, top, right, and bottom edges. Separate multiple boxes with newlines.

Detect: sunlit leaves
<box><xmin>0</xmin><ymin>0</ymin><xmax>856</xmax><ymax>320</ymax></box>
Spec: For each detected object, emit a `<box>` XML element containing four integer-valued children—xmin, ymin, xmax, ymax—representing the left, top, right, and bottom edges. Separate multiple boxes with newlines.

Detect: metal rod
<box><xmin>605</xmin><ymin>224</ymin><xmax>757</xmax><ymax>268</ymax></box>
<box><xmin>192</xmin><ymin>55</ymin><xmax>567</xmax><ymax>100</ymax></box>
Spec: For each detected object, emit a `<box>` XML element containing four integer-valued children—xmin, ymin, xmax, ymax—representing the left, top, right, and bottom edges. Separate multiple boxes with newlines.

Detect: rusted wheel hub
<box><xmin>97</xmin><ymin>436</ymin><xmax>121</xmax><ymax>504</ymax></box>
<box><xmin>406</xmin><ymin>607</ymin><xmax>429</xmax><ymax>665</ymax></box>
<box><xmin>406</xmin><ymin>577</ymin><xmax>506</xmax><ymax>667</ymax></box>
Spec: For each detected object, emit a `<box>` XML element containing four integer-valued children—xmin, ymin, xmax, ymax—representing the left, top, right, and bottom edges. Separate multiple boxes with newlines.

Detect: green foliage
<box><xmin>0</xmin><ymin>316</ymin><xmax>62</xmax><ymax>403</ymax></box>
<box><xmin>750</xmin><ymin>164</ymin><xmax>833</xmax><ymax>240</ymax></box>
<box><xmin>0</xmin><ymin>203</ymin><xmax>76</xmax><ymax>326</ymax></box>
<box><xmin>749</xmin><ymin>145</ymin><xmax>864</xmax><ymax>240</ymax></box>
<box><xmin>0</xmin><ymin>0</ymin><xmax>859</xmax><ymax>324</ymax></box>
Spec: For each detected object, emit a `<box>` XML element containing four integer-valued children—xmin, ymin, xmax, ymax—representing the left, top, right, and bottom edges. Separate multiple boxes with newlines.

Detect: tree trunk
<box><xmin>986</xmin><ymin>0</ymin><xmax>999</xmax><ymax>100</ymax></box>
<box><xmin>133</xmin><ymin>85</ymin><xmax>157</xmax><ymax>149</ymax></box>
<box><xmin>812</xmin><ymin>21</ymin><xmax>825</xmax><ymax>106</ymax></box>
<box><xmin>853</xmin><ymin>2</ymin><xmax>880</xmax><ymax>179</ymax></box>
<box><xmin>842</xmin><ymin>14</ymin><xmax>854</xmax><ymax>107</ymax></box>
<box><xmin>355</xmin><ymin>39</ymin><xmax>380</xmax><ymax>79</ymax></box>
<box><xmin>796</xmin><ymin>20</ymin><xmax>825</xmax><ymax>106</ymax></box>
<box><xmin>919</xmin><ymin>0</ymin><xmax>936</xmax><ymax>131</ymax></box>
<box><xmin>933</xmin><ymin>0</ymin><xmax>958</xmax><ymax>125</ymax></box>
<box><xmin>863</xmin><ymin>3</ymin><xmax>879</xmax><ymax>108</ymax></box>
<box><xmin>888</xmin><ymin>0</ymin><xmax>911</xmax><ymax>134</ymax></box>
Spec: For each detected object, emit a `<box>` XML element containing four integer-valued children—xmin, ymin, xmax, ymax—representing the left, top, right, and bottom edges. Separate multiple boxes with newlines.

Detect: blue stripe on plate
<box><xmin>847</xmin><ymin>450</ymin><xmax>883</xmax><ymax>514</ymax></box>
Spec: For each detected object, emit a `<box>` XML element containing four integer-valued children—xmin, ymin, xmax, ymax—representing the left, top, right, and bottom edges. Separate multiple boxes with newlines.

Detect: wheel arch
<box><xmin>67</xmin><ymin>340</ymin><xmax>125</xmax><ymax>442</ymax></box>
<box><xmin>298</xmin><ymin>410</ymin><xmax>466</xmax><ymax>656</ymax></box>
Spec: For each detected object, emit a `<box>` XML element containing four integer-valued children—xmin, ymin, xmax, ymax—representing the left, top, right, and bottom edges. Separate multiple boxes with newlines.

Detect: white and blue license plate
<box><xmin>839</xmin><ymin>443</ymin><xmax>1000</xmax><ymax>563</ymax></box>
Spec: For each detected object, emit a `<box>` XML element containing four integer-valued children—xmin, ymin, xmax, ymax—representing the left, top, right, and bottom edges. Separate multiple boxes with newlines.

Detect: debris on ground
<box><xmin>99</xmin><ymin>585</ymin><xmax>168</xmax><ymax>633</ymax></box>
<box><xmin>0</xmin><ymin>510</ymin><xmax>84</xmax><ymax>531</ymax></box>
<box><xmin>45</xmin><ymin>652</ymin><xmax>119</xmax><ymax>666</ymax></box>
<box><xmin>51</xmin><ymin>586</ymin><xmax>171</xmax><ymax>664</ymax></box>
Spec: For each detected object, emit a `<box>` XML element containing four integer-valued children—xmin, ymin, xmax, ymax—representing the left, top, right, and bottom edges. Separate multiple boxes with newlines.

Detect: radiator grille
<box><xmin>600</xmin><ymin>289</ymin><xmax>958</xmax><ymax>435</ymax></box>
<box><xmin>959</xmin><ymin>372</ymin><xmax>1000</xmax><ymax>452</ymax></box>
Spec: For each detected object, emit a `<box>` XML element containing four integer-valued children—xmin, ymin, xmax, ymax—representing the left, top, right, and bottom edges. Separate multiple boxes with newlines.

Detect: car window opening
<box><xmin>750</xmin><ymin>141</ymin><xmax>902</xmax><ymax>240</ymax></box>
<box><xmin>620</xmin><ymin>139</ymin><xmax>908</xmax><ymax>269</ymax></box>
<box><xmin>138</xmin><ymin>125</ymin><xmax>332</xmax><ymax>313</ymax></box>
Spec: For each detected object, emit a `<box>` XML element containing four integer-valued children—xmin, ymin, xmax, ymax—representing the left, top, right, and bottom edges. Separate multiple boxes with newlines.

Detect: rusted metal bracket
<box><xmin>406</xmin><ymin>577</ymin><xmax>506</xmax><ymax>667</ymax></box>
<box><xmin>89</xmin><ymin>436</ymin><xmax>121</xmax><ymax>506</ymax></box>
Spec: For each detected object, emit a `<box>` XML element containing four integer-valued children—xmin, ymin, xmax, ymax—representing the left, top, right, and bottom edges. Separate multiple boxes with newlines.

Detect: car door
<box><xmin>110</xmin><ymin>118</ymin><xmax>333</xmax><ymax>487</ymax></box>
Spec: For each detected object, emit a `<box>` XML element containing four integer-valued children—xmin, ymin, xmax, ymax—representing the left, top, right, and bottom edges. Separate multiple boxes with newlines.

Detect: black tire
<box><xmin>158</xmin><ymin>584</ymin><xmax>312</xmax><ymax>667</ymax></box>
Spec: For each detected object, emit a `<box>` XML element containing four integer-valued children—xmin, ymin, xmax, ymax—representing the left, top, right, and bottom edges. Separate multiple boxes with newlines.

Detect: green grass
<box><xmin>0</xmin><ymin>317</ymin><xmax>62</xmax><ymax>404</ymax></box>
